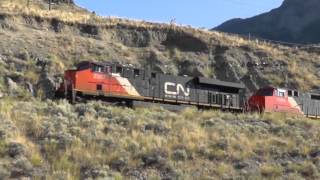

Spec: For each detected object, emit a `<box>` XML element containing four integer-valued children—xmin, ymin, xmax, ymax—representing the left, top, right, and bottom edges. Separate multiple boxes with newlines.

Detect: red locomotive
<box><xmin>248</xmin><ymin>86</ymin><xmax>320</xmax><ymax>117</ymax></box>
<box><xmin>56</xmin><ymin>61</ymin><xmax>320</xmax><ymax>117</ymax></box>
<box><xmin>57</xmin><ymin>61</ymin><xmax>144</xmax><ymax>102</ymax></box>
<box><xmin>248</xmin><ymin>87</ymin><xmax>302</xmax><ymax>114</ymax></box>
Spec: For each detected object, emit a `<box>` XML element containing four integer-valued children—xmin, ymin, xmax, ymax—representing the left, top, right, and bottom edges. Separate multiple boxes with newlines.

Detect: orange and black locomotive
<box><xmin>56</xmin><ymin>61</ymin><xmax>246</xmax><ymax>111</ymax></box>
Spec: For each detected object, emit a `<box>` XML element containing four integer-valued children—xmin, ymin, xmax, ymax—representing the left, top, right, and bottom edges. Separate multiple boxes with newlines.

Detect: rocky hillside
<box><xmin>215</xmin><ymin>0</ymin><xmax>320</xmax><ymax>44</ymax></box>
<box><xmin>0</xmin><ymin>0</ymin><xmax>320</xmax><ymax>100</ymax></box>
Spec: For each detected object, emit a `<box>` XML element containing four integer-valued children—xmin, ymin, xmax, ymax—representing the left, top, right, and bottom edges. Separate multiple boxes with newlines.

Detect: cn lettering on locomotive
<box><xmin>164</xmin><ymin>82</ymin><xmax>190</xmax><ymax>97</ymax></box>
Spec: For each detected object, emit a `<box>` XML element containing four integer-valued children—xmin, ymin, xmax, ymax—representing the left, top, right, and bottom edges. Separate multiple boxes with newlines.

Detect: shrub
<box><xmin>30</xmin><ymin>153</ymin><xmax>43</xmax><ymax>167</ymax></box>
<box><xmin>214</xmin><ymin>163</ymin><xmax>234</xmax><ymax>177</ymax></box>
<box><xmin>208</xmin><ymin>149</ymin><xmax>227</xmax><ymax>161</ymax></box>
<box><xmin>0</xmin><ymin>140</ymin><xmax>8</xmax><ymax>157</ymax></box>
<box><xmin>172</xmin><ymin>149</ymin><xmax>188</xmax><ymax>161</ymax></box>
<box><xmin>53</xmin><ymin>153</ymin><xmax>79</xmax><ymax>176</ymax></box>
<box><xmin>288</xmin><ymin>162</ymin><xmax>319</xmax><ymax>178</ymax></box>
<box><xmin>260</xmin><ymin>164</ymin><xmax>283</xmax><ymax>178</ymax></box>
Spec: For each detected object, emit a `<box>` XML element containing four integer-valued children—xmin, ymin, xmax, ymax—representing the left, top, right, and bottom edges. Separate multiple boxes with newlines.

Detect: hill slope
<box><xmin>0</xmin><ymin>0</ymin><xmax>319</xmax><ymax>99</ymax></box>
<box><xmin>215</xmin><ymin>0</ymin><xmax>320</xmax><ymax>44</ymax></box>
<box><xmin>1</xmin><ymin>99</ymin><xmax>320</xmax><ymax>179</ymax></box>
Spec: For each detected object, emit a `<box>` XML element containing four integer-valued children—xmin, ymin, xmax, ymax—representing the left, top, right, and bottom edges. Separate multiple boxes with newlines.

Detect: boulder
<box><xmin>110</xmin><ymin>159</ymin><xmax>127</xmax><ymax>172</ymax></box>
<box><xmin>144</xmin><ymin>123</ymin><xmax>170</xmax><ymax>135</ymax></box>
<box><xmin>80</xmin><ymin>165</ymin><xmax>110</xmax><ymax>179</ymax></box>
<box><xmin>310</xmin><ymin>148</ymin><xmax>320</xmax><ymax>158</ymax></box>
<box><xmin>25</xmin><ymin>82</ymin><xmax>35</xmax><ymax>97</ymax></box>
<box><xmin>36</xmin><ymin>73</ymin><xmax>57</xmax><ymax>99</ymax></box>
<box><xmin>0</xmin><ymin>90</ymin><xmax>3</xmax><ymax>99</ymax></box>
<box><xmin>6</xmin><ymin>77</ymin><xmax>19</xmax><ymax>96</ymax></box>
<box><xmin>141</xmin><ymin>150</ymin><xmax>168</xmax><ymax>168</ymax></box>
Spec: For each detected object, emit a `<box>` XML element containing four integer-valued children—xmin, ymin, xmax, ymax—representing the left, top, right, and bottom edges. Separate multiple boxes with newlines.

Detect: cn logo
<box><xmin>164</xmin><ymin>82</ymin><xmax>190</xmax><ymax>97</ymax></box>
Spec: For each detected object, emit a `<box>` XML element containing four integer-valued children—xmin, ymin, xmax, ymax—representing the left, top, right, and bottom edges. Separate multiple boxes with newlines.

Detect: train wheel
<box><xmin>71</xmin><ymin>89</ymin><xmax>76</xmax><ymax>104</ymax></box>
<box><xmin>64</xmin><ymin>81</ymin><xmax>68</xmax><ymax>99</ymax></box>
<box><xmin>126</xmin><ymin>101</ymin><xmax>133</xmax><ymax>107</ymax></box>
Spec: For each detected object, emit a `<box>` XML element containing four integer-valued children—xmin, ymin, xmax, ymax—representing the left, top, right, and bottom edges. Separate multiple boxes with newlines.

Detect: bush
<box><xmin>30</xmin><ymin>153</ymin><xmax>43</xmax><ymax>167</ymax></box>
<box><xmin>0</xmin><ymin>140</ymin><xmax>8</xmax><ymax>157</ymax></box>
<box><xmin>172</xmin><ymin>149</ymin><xmax>188</xmax><ymax>161</ymax></box>
<box><xmin>53</xmin><ymin>153</ymin><xmax>78</xmax><ymax>176</ymax></box>
<box><xmin>288</xmin><ymin>162</ymin><xmax>319</xmax><ymax>178</ymax></box>
<box><xmin>260</xmin><ymin>164</ymin><xmax>283</xmax><ymax>178</ymax></box>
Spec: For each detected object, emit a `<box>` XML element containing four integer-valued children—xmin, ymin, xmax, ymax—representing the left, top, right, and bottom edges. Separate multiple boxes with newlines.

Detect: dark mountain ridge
<box><xmin>215</xmin><ymin>0</ymin><xmax>320</xmax><ymax>44</ymax></box>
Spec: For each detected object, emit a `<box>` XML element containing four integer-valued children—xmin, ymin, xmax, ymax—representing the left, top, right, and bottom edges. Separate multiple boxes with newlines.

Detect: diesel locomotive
<box><xmin>248</xmin><ymin>86</ymin><xmax>320</xmax><ymax>118</ymax></box>
<box><xmin>56</xmin><ymin>61</ymin><xmax>320</xmax><ymax>117</ymax></box>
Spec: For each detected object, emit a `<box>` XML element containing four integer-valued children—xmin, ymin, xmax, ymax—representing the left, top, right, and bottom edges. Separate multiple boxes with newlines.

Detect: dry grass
<box><xmin>0</xmin><ymin>0</ymin><xmax>92</xmax><ymax>23</ymax></box>
<box><xmin>287</xmin><ymin>61</ymin><xmax>320</xmax><ymax>90</ymax></box>
<box><xmin>260</xmin><ymin>164</ymin><xmax>283</xmax><ymax>178</ymax></box>
<box><xmin>1</xmin><ymin>99</ymin><xmax>319</xmax><ymax>178</ymax></box>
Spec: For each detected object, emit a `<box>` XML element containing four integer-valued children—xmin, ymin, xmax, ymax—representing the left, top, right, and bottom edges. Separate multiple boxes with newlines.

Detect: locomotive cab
<box><xmin>76</xmin><ymin>61</ymin><xmax>112</xmax><ymax>74</ymax></box>
<box><xmin>56</xmin><ymin>61</ymin><xmax>143</xmax><ymax>102</ymax></box>
<box><xmin>248</xmin><ymin>86</ymin><xmax>303</xmax><ymax>115</ymax></box>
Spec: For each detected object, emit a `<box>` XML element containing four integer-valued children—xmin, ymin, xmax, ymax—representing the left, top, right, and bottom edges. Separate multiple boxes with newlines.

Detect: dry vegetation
<box><xmin>0</xmin><ymin>98</ymin><xmax>320</xmax><ymax>179</ymax></box>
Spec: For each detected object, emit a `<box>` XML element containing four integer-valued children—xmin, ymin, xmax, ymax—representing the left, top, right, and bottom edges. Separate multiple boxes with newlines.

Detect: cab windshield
<box><xmin>77</xmin><ymin>62</ymin><xmax>90</xmax><ymax>71</ymax></box>
<box><xmin>255</xmin><ymin>88</ymin><xmax>274</xmax><ymax>96</ymax></box>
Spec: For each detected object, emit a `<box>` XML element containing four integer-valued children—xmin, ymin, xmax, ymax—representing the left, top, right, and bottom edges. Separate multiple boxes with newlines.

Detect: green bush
<box><xmin>0</xmin><ymin>140</ymin><xmax>8</xmax><ymax>157</ymax></box>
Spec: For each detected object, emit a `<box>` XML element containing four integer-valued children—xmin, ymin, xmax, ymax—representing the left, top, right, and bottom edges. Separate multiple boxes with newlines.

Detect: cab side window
<box><xmin>276</xmin><ymin>89</ymin><xmax>286</xmax><ymax>97</ymax></box>
<box><xmin>92</xmin><ymin>65</ymin><xmax>104</xmax><ymax>73</ymax></box>
<box><xmin>116</xmin><ymin>66</ymin><xmax>123</xmax><ymax>74</ymax></box>
<box><xmin>134</xmin><ymin>69</ymin><xmax>140</xmax><ymax>77</ymax></box>
<box><xmin>106</xmin><ymin>66</ymin><xmax>112</xmax><ymax>74</ymax></box>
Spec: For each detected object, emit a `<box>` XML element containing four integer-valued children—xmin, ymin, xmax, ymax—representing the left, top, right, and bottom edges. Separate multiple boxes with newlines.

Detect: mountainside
<box><xmin>0</xmin><ymin>0</ymin><xmax>319</xmax><ymax>99</ymax></box>
<box><xmin>215</xmin><ymin>0</ymin><xmax>320</xmax><ymax>44</ymax></box>
<box><xmin>0</xmin><ymin>0</ymin><xmax>320</xmax><ymax>179</ymax></box>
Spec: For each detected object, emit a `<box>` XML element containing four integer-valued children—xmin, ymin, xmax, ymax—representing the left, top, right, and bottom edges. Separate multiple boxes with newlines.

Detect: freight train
<box><xmin>56</xmin><ymin>61</ymin><xmax>320</xmax><ymax>117</ymax></box>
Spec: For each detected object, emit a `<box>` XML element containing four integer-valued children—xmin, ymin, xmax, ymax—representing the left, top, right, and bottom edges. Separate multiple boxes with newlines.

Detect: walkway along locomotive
<box><xmin>56</xmin><ymin>61</ymin><xmax>320</xmax><ymax>117</ymax></box>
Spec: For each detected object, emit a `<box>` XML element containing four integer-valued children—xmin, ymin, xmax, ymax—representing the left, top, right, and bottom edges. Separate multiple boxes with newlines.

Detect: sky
<box><xmin>74</xmin><ymin>0</ymin><xmax>284</xmax><ymax>28</ymax></box>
